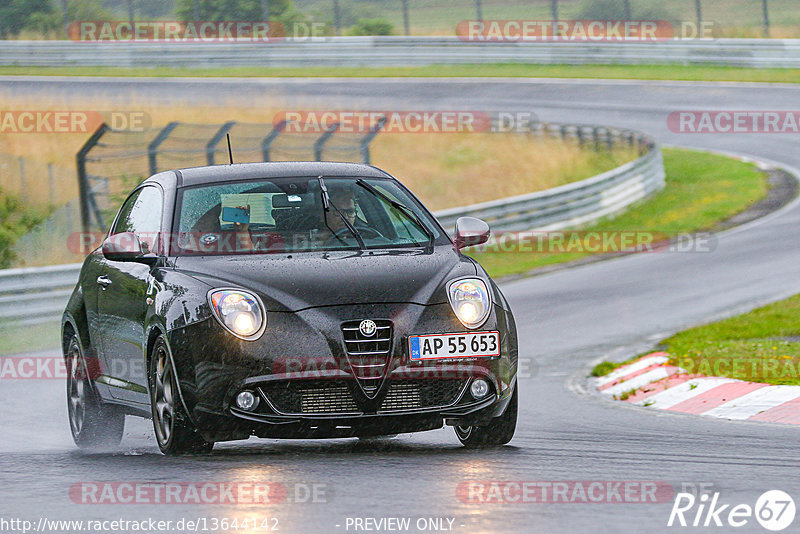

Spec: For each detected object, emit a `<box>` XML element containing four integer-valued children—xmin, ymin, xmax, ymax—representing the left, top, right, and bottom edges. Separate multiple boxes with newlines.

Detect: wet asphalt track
<box><xmin>1</xmin><ymin>77</ymin><xmax>800</xmax><ymax>533</ymax></box>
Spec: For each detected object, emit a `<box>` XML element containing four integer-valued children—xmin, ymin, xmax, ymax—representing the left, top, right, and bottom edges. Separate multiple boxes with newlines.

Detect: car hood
<box><xmin>174</xmin><ymin>247</ymin><xmax>478</xmax><ymax>312</ymax></box>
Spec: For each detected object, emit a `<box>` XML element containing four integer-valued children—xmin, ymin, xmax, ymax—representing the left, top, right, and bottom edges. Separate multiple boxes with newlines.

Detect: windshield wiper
<box><xmin>318</xmin><ymin>176</ymin><xmax>365</xmax><ymax>250</ymax></box>
<box><xmin>355</xmin><ymin>179</ymin><xmax>435</xmax><ymax>250</ymax></box>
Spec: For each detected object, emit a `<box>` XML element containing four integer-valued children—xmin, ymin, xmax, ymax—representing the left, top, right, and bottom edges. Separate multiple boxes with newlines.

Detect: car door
<box><xmin>79</xmin><ymin>248</ymin><xmax>108</xmax><ymax>361</ymax></box>
<box><xmin>96</xmin><ymin>185</ymin><xmax>163</xmax><ymax>404</ymax></box>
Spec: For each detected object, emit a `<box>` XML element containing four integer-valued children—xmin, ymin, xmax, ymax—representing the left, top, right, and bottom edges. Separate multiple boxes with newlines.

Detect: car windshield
<box><xmin>172</xmin><ymin>176</ymin><xmax>444</xmax><ymax>255</ymax></box>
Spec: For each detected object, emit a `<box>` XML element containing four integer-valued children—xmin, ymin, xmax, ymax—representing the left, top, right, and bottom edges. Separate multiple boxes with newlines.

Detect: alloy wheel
<box><xmin>152</xmin><ymin>345</ymin><xmax>175</xmax><ymax>445</ymax></box>
<box><xmin>67</xmin><ymin>338</ymin><xmax>86</xmax><ymax>437</ymax></box>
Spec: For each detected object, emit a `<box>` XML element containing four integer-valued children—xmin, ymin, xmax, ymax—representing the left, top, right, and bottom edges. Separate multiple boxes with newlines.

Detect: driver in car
<box><xmin>317</xmin><ymin>186</ymin><xmax>360</xmax><ymax>244</ymax></box>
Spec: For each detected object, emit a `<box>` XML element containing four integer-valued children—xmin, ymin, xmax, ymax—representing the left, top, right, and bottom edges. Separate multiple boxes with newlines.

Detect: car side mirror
<box><xmin>102</xmin><ymin>232</ymin><xmax>158</xmax><ymax>264</ymax></box>
<box><xmin>454</xmin><ymin>217</ymin><xmax>490</xmax><ymax>249</ymax></box>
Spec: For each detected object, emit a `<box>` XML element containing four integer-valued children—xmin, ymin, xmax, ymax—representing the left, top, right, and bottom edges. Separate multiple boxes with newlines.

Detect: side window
<box><xmin>111</xmin><ymin>187</ymin><xmax>163</xmax><ymax>252</ymax></box>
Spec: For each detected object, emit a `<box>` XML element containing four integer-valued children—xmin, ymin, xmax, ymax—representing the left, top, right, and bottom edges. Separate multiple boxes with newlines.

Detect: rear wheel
<box><xmin>148</xmin><ymin>336</ymin><xmax>214</xmax><ymax>455</ymax></box>
<box><xmin>455</xmin><ymin>383</ymin><xmax>517</xmax><ymax>448</ymax></box>
<box><xmin>66</xmin><ymin>334</ymin><xmax>125</xmax><ymax>450</ymax></box>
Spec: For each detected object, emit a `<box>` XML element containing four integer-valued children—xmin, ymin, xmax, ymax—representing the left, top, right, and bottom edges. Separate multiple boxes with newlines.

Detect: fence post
<box><xmin>314</xmin><ymin>122</ymin><xmax>340</xmax><ymax>161</ymax></box>
<box><xmin>148</xmin><ymin>122</ymin><xmax>179</xmax><ymax>175</ymax></box>
<box><xmin>359</xmin><ymin>116</ymin><xmax>385</xmax><ymax>164</ymax></box>
<box><xmin>206</xmin><ymin>121</ymin><xmax>236</xmax><ymax>165</ymax></box>
<box><xmin>86</xmin><ymin>177</ymin><xmax>108</xmax><ymax>233</ymax></box>
<box><xmin>76</xmin><ymin>122</ymin><xmax>109</xmax><ymax>238</ymax></box>
<box><xmin>261</xmin><ymin>120</ymin><xmax>287</xmax><ymax>162</ymax></box>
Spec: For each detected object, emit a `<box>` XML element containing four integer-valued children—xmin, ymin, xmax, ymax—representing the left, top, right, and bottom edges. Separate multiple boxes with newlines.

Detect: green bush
<box><xmin>576</xmin><ymin>0</ymin><xmax>678</xmax><ymax>23</ymax></box>
<box><xmin>175</xmin><ymin>0</ymin><xmax>294</xmax><ymax>22</ymax></box>
<box><xmin>0</xmin><ymin>189</ymin><xmax>48</xmax><ymax>269</ymax></box>
<box><xmin>349</xmin><ymin>18</ymin><xmax>393</xmax><ymax>36</ymax></box>
<box><xmin>0</xmin><ymin>0</ymin><xmax>54</xmax><ymax>37</ymax></box>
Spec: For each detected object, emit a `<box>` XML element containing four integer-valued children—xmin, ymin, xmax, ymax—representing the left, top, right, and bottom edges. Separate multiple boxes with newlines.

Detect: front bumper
<box><xmin>166</xmin><ymin>302</ymin><xmax>518</xmax><ymax>441</ymax></box>
<box><xmin>193</xmin><ymin>380</ymin><xmax>514</xmax><ymax>441</ymax></box>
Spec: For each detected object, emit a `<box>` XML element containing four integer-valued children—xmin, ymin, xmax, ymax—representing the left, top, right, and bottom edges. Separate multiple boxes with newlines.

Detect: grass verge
<box><xmin>0</xmin><ymin>321</ymin><xmax>61</xmax><ymax>355</ymax></box>
<box><xmin>466</xmin><ymin>148</ymin><xmax>769</xmax><ymax>278</ymax></box>
<box><xmin>3</xmin><ymin>64</ymin><xmax>800</xmax><ymax>84</ymax></box>
<box><xmin>662</xmin><ymin>295</ymin><xmax>800</xmax><ymax>386</ymax></box>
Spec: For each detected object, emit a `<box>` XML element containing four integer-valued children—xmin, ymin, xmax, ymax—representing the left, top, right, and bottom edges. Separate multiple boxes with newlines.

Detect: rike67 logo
<box><xmin>668</xmin><ymin>490</ymin><xmax>795</xmax><ymax>531</ymax></box>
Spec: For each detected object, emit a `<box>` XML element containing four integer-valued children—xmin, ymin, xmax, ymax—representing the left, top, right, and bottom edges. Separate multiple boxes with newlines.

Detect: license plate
<box><xmin>408</xmin><ymin>332</ymin><xmax>500</xmax><ymax>361</ymax></box>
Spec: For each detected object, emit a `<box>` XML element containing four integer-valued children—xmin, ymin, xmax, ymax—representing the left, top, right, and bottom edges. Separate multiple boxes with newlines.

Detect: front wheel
<box><xmin>66</xmin><ymin>334</ymin><xmax>125</xmax><ymax>450</ymax></box>
<box><xmin>455</xmin><ymin>383</ymin><xmax>517</xmax><ymax>448</ymax></box>
<box><xmin>148</xmin><ymin>336</ymin><xmax>214</xmax><ymax>455</ymax></box>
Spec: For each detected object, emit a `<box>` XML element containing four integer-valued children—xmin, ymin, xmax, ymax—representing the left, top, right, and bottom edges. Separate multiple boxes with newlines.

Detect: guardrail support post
<box><xmin>314</xmin><ymin>122</ymin><xmax>340</xmax><ymax>161</ymax></box>
<box><xmin>148</xmin><ymin>122</ymin><xmax>179</xmax><ymax>175</ymax></box>
<box><xmin>261</xmin><ymin>120</ymin><xmax>287</xmax><ymax>162</ymax></box>
<box><xmin>576</xmin><ymin>127</ymin><xmax>585</xmax><ymax>147</ymax></box>
<box><xmin>206</xmin><ymin>121</ymin><xmax>236</xmax><ymax>165</ymax></box>
<box><xmin>76</xmin><ymin>122</ymin><xmax>109</xmax><ymax>238</ymax></box>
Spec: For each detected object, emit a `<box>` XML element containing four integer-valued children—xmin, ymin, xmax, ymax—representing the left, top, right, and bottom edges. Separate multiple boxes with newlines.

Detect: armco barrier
<box><xmin>1</xmin><ymin>38</ymin><xmax>800</xmax><ymax>68</ymax></box>
<box><xmin>0</xmin><ymin>263</ymin><xmax>81</xmax><ymax>326</ymax></box>
<box><xmin>0</xmin><ymin>123</ymin><xmax>664</xmax><ymax>326</ymax></box>
<box><xmin>435</xmin><ymin>139</ymin><xmax>664</xmax><ymax>234</ymax></box>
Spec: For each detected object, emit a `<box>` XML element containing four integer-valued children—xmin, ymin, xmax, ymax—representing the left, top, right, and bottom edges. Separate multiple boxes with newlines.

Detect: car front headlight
<box><xmin>448</xmin><ymin>278</ymin><xmax>491</xmax><ymax>329</ymax></box>
<box><xmin>208</xmin><ymin>289</ymin><xmax>266</xmax><ymax>340</ymax></box>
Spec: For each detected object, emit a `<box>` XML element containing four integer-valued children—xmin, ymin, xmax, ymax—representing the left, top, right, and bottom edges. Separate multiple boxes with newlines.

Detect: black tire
<box><xmin>66</xmin><ymin>334</ymin><xmax>125</xmax><ymax>450</ymax></box>
<box><xmin>455</xmin><ymin>383</ymin><xmax>517</xmax><ymax>448</ymax></box>
<box><xmin>148</xmin><ymin>336</ymin><xmax>214</xmax><ymax>455</ymax></box>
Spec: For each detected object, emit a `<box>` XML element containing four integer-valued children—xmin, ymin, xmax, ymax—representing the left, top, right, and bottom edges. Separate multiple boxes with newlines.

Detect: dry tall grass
<box><xmin>370</xmin><ymin>132</ymin><xmax>637</xmax><ymax>210</ymax></box>
<box><xmin>2</xmin><ymin>95</ymin><xmax>638</xmax><ymax>266</ymax></box>
<box><xmin>1</xmin><ymin>98</ymin><xmax>636</xmax><ymax>209</ymax></box>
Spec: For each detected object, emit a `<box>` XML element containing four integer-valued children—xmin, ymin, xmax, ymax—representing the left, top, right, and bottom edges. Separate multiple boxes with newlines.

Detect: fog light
<box><xmin>236</xmin><ymin>390</ymin><xmax>258</xmax><ymax>411</ymax></box>
<box><xmin>470</xmin><ymin>379</ymin><xmax>489</xmax><ymax>399</ymax></box>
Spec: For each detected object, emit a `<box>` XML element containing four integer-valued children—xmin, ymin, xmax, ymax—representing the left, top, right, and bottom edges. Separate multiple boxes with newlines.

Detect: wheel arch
<box><xmin>61</xmin><ymin>294</ymin><xmax>90</xmax><ymax>360</ymax></box>
<box><xmin>145</xmin><ymin>325</ymin><xmax>200</xmax><ymax>428</ymax></box>
<box><xmin>144</xmin><ymin>322</ymin><xmax>166</xmax><ymax>371</ymax></box>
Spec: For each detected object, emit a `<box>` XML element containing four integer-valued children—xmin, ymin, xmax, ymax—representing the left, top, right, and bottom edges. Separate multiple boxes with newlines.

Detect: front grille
<box><xmin>258</xmin><ymin>378</ymin><xmax>468</xmax><ymax>415</ymax></box>
<box><xmin>260</xmin><ymin>380</ymin><xmax>359</xmax><ymax>415</ymax></box>
<box><xmin>379</xmin><ymin>379</ymin><xmax>466</xmax><ymax>412</ymax></box>
<box><xmin>341</xmin><ymin>320</ymin><xmax>393</xmax><ymax>397</ymax></box>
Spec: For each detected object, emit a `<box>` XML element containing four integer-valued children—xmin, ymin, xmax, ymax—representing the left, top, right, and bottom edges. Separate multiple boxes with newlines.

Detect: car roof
<box><xmin>144</xmin><ymin>161</ymin><xmax>393</xmax><ymax>189</ymax></box>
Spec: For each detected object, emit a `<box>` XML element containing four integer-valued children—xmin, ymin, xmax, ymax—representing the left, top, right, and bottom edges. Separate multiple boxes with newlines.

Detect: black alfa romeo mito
<box><xmin>62</xmin><ymin>162</ymin><xmax>518</xmax><ymax>454</ymax></box>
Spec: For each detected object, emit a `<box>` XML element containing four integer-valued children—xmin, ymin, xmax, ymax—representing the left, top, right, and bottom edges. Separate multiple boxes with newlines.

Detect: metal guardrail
<box><xmin>0</xmin><ymin>263</ymin><xmax>80</xmax><ymax>326</ymax></box>
<box><xmin>2</xmin><ymin>38</ymin><xmax>800</xmax><ymax>68</ymax></box>
<box><xmin>435</xmin><ymin>132</ymin><xmax>664</xmax><ymax>234</ymax></box>
<box><xmin>0</xmin><ymin>122</ymin><xmax>664</xmax><ymax>326</ymax></box>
